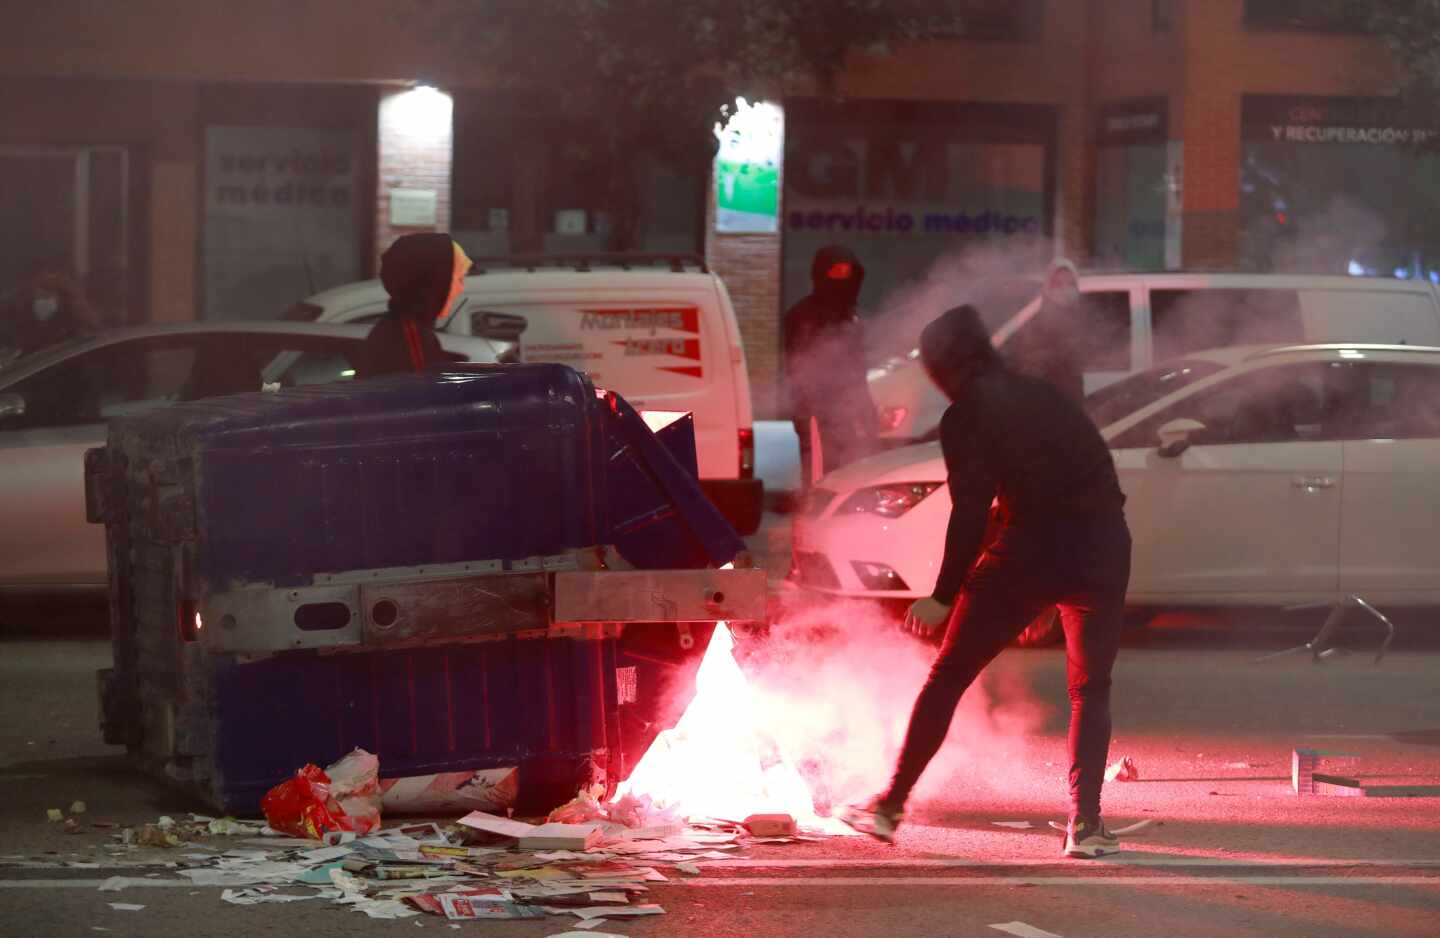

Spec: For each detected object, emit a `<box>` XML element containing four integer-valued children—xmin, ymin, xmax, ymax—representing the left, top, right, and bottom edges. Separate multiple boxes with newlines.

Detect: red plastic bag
<box><xmin>261</xmin><ymin>763</ymin><xmax>371</xmax><ymax>840</ymax></box>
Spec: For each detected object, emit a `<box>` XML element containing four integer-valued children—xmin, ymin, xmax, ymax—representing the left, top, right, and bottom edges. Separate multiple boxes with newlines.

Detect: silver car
<box><xmin>0</xmin><ymin>321</ymin><xmax>497</xmax><ymax>595</ymax></box>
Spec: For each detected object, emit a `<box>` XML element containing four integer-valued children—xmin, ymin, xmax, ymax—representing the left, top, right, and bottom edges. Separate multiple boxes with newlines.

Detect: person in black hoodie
<box><xmin>0</xmin><ymin>266</ymin><xmax>95</xmax><ymax>360</ymax></box>
<box><xmin>783</xmin><ymin>245</ymin><xmax>876</xmax><ymax>487</ymax></box>
<box><xmin>841</xmin><ymin>305</ymin><xmax>1132</xmax><ymax>859</ymax></box>
<box><xmin>359</xmin><ymin>233</ymin><xmax>471</xmax><ymax>378</ymax></box>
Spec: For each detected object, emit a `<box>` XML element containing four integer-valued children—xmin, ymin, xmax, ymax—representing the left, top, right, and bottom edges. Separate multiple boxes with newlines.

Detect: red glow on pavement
<box><xmin>613</xmin><ymin>622</ymin><xmax>833</xmax><ymax>827</ymax></box>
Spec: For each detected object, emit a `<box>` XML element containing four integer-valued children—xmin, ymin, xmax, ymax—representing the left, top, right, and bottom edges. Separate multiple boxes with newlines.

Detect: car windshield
<box><xmin>1084</xmin><ymin>358</ymin><xmax>1225</xmax><ymax>429</ymax></box>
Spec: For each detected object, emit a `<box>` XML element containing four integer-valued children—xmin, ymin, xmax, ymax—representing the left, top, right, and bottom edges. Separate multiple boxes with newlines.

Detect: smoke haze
<box><xmin>736</xmin><ymin>597</ymin><xmax>1051</xmax><ymax>816</ymax></box>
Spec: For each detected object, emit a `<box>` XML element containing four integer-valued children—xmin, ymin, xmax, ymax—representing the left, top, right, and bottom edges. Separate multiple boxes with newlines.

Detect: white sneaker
<box><xmin>1064</xmin><ymin>817</ymin><xmax>1120</xmax><ymax>858</ymax></box>
<box><xmin>840</xmin><ymin>797</ymin><xmax>902</xmax><ymax>843</ymax></box>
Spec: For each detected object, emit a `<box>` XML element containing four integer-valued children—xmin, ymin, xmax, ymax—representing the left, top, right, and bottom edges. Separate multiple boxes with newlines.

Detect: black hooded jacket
<box><xmin>783</xmin><ymin>245</ymin><xmax>873</xmax><ymax>423</ymax></box>
<box><xmin>359</xmin><ymin>233</ymin><xmax>455</xmax><ymax>379</ymax></box>
<box><xmin>921</xmin><ymin>306</ymin><xmax>1126</xmax><ymax>604</ymax></box>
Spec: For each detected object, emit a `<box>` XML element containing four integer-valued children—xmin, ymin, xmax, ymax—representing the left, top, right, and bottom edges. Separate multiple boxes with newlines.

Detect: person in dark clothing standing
<box><xmin>841</xmin><ymin>305</ymin><xmax>1132</xmax><ymax>859</ymax></box>
<box><xmin>1005</xmin><ymin>258</ymin><xmax>1085</xmax><ymax>402</ymax></box>
<box><xmin>784</xmin><ymin>245</ymin><xmax>876</xmax><ymax>488</ymax></box>
<box><xmin>0</xmin><ymin>266</ymin><xmax>95</xmax><ymax>360</ymax></box>
<box><xmin>359</xmin><ymin>233</ymin><xmax>472</xmax><ymax>378</ymax></box>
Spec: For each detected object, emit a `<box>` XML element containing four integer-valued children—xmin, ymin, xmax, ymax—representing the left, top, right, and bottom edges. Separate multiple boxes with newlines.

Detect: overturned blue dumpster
<box><xmin>86</xmin><ymin>363</ymin><xmax>764</xmax><ymax>814</ymax></box>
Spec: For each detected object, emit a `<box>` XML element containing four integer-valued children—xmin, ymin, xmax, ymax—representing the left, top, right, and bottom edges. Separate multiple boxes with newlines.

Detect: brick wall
<box><xmin>375</xmin><ymin>86</ymin><xmax>454</xmax><ymax>267</ymax></box>
<box><xmin>706</xmin><ymin>161</ymin><xmax>785</xmax><ymax>418</ymax></box>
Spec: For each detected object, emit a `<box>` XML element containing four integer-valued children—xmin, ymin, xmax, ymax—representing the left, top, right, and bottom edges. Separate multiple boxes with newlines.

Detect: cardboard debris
<box><xmin>1293</xmin><ymin>747</ymin><xmax>1440</xmax><ymax>797</ymax></box>
<box><xmin>741</xmin><ymin>814</ymin><xmax>796</xmax><ymax>837</ymax></box>
<box><xmin>456</xmin><ymin>811</ymin><xmax>537</xmax><ymax>840</ymax></box>
<box><xmin>107</xmin><ymin>903</ymin><xmax>145</xmax><ymax>912</ymax></box>
<box><xmin>518</xmin><ymin>823</ymin><xmax>605</xmax><ymax>851</ymax></box>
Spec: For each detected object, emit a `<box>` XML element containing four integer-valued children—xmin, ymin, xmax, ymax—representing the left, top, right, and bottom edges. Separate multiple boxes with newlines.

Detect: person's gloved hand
<box><xmin>904</xmin><ymin>597</ymin><xmax>951</xmax><ymax>636</ymax></box>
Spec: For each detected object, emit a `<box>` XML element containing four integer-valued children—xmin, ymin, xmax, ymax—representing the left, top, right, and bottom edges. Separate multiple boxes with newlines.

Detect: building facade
<box><xmin>0</xmin><ymin>0</ymin><xmax>1426</xmax><ymax>416</ymax></box>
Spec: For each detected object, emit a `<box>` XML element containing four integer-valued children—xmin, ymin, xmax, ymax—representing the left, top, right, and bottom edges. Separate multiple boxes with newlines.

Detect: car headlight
<box><xmin>837</xmin><ymin>482</ymin><xmax>941</xmax><ymax>518</ymax></box>
<box><xmin>877</xmin><ymin>405</ymin><xmax>909</xmax><ymax>431</ymax></box>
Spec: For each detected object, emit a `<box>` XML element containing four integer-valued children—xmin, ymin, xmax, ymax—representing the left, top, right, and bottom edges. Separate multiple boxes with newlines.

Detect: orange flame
<box><xmin>614</xmin><ymin>622</ymin><xmax>833</xmax><ymax>828</ymax></box>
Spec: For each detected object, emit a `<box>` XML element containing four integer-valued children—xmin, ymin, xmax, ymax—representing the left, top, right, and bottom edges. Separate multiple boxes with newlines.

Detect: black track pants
<box><xmin>883</xmin><ymin>512</ymin><xmax>1131</xmax><ymax>821</ymax></box>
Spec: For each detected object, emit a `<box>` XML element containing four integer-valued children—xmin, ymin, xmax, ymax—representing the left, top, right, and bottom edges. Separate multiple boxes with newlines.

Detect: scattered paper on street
<box><xmin>40</xmin><ymin>801</ymin><xmax>834</xmax><ymax>929</ymax></box>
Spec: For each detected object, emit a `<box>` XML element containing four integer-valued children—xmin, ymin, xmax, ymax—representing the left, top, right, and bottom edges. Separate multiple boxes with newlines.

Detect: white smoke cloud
<box><xmin>735</xmin><ymin>595</ymin><xmax>1051</xmax><ymax>816</ymax></box>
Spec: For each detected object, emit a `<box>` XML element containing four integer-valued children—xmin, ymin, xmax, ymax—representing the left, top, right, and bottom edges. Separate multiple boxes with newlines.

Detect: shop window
<box><xmin>1151</xmin><ymin>288</ymin><xmax>1304</xmax><ymax>362</ymax></box>
<box><xmin>1244</xmin><ymin>0</ymin><xmax>1376</xmax><ymax>34</ymax></box>
<box><xmin>0</xmin><ymin>146</ymin><xmax>131</xmax><ymax>328</ymax></box>
<box><xmin>1094</xmin><ymin>145</ymin><xmax>1169</xmax><ymax>269</ymax></box>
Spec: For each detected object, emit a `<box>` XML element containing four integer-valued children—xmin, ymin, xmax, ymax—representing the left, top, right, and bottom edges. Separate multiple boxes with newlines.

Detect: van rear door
<box><xmin>466</xmin><ymin>284</ymin><xmax>740</xmax><ymax>481</ymax></box>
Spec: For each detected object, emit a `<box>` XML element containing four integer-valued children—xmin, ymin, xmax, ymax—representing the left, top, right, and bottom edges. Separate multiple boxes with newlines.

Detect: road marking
<box><xmin>698</xmin><ymin>857</ymin><xmax>1440</xmax><ymax>869</ymax></box>
<box><xmin>991</xmin><ymin>924</ymin><xmax>1063</xmax><ymax>938</ymax></box>
<box><xmin>1</xmin><ymin>874</ymin><xmax>1437</xmax><ymax>890</ymax></box>
<box><xmin>683</xmin><ymin>876</ymin><xmax>1440</xmax><ymax>887</ymax></box>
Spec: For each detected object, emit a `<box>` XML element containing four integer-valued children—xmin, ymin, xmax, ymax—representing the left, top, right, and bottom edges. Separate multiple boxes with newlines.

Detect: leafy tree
<box><xmin>423</xmin><ymin>0</ymin><xmax>963</xmax><ymax>249</ymax></box>
<box><xmin>1372</xmin><ymin>1</ymin><xmax>1440</xmax><ymax>135</ymax></box>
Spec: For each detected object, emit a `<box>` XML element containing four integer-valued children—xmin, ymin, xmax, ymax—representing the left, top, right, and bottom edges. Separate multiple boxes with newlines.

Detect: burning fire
<box><xmin>614</xmin><ymin>622</ymin><xmax>839</xmax><ymax>829</ymax></box>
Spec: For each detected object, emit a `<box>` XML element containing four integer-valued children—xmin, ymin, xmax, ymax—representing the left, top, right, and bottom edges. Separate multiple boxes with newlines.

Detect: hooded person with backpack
<box><xmin>359</xmin><ymin>233</ymin><xmax>472</xmax><ymax>378</ymax></box>
<box><xmin>841</xmin><ymin>304</ymin><xmax>1132</xmax><ymax>859</ymax></box>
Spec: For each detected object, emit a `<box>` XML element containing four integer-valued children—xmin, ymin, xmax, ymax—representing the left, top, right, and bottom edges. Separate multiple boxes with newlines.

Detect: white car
<box><xmin>869</xmin><ymin>272</ymin><xmax>1440</xmax><ymax>443</ymax></box>
<box><xmin>794</xmin><ymin>344</ymin><xmax>1440</xmax><ymax>618</ymax></box>
<box><xmin>0</xmin><ymin>321</ymin><xmax>497</xmax><ymax>595</ymax></box>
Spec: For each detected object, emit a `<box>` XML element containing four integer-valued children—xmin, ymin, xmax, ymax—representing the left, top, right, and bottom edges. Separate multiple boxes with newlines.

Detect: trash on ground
<box><xmin>46</xmin><ymin>808</ymin><xmax>63</xmax><ymax>822</ymax></box>
<box><xmin>71</xmin><ymin>800</ymin><xmax>833</xmax><ymax>927</ymax></box>
<box><xmin>991</xmin><ymin>821</ymin><xmax>1035</xmax><ymax>829</ymax></box>
<box><xmin>1104</xmin><ymin>756</ymin><xmax>1140</xmax><ymax>782</ymax></box>
<box><xmin>518</xmin><ymin>823</ymin><xmax>605</xmax><ymax>851</ymax></box>
<box><xmin>457</xmin><ymin>811</ymin><xmax>538</xmax><ymax>840</ymax></box>
<box><xmin>741</xmin><ymin>814</ymin><xmax>796</xmax><ymax>837</ymax></box>
<box><xmin>107</xmin><ymin>903</ymin><xmax>145</xmax><ymax>912</ymax></box>
<box><xmin>69</xmin><ymin>801</ymin><xmax>87</xmax><ymax>815</ymax></box>
<box><xmin>380</xmin><ymin>767</ymin><xmax>519</xmax><ymax>815</ymax></box>
<box><xmin>262</xmin><ymin>749</ymin><xmax>382</xmax><ymax>840</ymax></box>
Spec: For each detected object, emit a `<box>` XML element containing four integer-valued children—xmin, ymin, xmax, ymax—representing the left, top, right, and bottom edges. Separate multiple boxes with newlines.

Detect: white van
<box><xmin>286</xmin><ymin>255</ymin><xmax>763</xmax><ymax>534</ymax></box>
<box><xmin>869</xmin><ymin>271</ymin><xmax>1440</xmax><ymax>442</ymax></box>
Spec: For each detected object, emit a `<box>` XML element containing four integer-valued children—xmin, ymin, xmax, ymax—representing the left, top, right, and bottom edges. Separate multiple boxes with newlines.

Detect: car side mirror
<box><xmin>0</xmin><ymin>392</ymin><xmax>25</xmax><ymax>421</ymax></box>
<box><xmin>1157</xmin><ymin>418</ymin><xmax>1205</xmax><ymax>458</ymax></box>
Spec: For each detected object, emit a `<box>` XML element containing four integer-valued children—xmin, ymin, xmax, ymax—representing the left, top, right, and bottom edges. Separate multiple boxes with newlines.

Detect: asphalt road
<box><xmin>2</xmin><ymin>510</ymin><xmax>1439</xmax><ymax>937</ymax></box>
